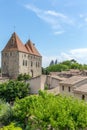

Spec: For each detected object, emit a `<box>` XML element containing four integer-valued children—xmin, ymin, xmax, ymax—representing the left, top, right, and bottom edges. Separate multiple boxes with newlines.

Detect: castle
<box><xmin>1</xmin><ymin>32</ymin><xmax>42</xmax><ymax>78</ymax></box>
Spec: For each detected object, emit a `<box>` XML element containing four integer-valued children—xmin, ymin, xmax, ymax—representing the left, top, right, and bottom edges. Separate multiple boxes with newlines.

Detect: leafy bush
<box><xmin>42</xmin><ymin>67</ymin><xmax>50</xmax><ymax>75</ymax></box>
<box><xmin>44</xmin><ymin>84</ymin><xmax>49</xmax><ymax>90</ymax></box>
<box><xmin>0</xmin><ymin>80</ymin><xmax>30</xmax><ymax>103</ymax></box>
<box><xmin>0</xmin><ymin>123</ymin><xmax>22</xmax><ymax>130</ymax></box>
<box><xmin>0</xmin><ymin>100</ymin><xmax>13</xmax><ymax>126</ymax></box>
<box><xmin>13</xmin><ymin>91</ymin><xmax>87</xmax><ymax>129</ymax></box>
<box><xmin>1</xmin><ymin>91</ymin><xmax>87</xmax><ymax>129</ymax></box>
<box><xmin>17</xmin><ymin>74</ymin><xmax>31</xmax><ymax>81</ymax></box>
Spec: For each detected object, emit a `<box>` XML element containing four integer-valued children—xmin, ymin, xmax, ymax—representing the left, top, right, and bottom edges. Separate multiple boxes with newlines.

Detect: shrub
<box><xmin>0</xmin><ymin>123</ymin><xmax>22</xmax><ymax>130</ymax></box>
<box><xmin>17</xmin><ymin>74</ymin><xmax>31</xmax><ymax>81</ymax></box>
<box><xmin>0</xmin><ymin>80</ymin><xmax>30</xmax><ymax>103</ymax></box>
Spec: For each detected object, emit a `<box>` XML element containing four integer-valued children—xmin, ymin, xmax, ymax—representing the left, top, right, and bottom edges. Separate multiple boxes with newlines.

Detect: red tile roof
<box><xmin>25</xmin><ymin>40</ymin><xmax>41</xmax><ymax>56</ymax></box>
<box><xmin>2</xmin><ymin>32</ymin><xmax>28</xmax><ymax>53</ymax></box>
<box><xmin>2</xmin><ymin>32</ymin><xmax>41</xmax><ymax>56</ymax></box>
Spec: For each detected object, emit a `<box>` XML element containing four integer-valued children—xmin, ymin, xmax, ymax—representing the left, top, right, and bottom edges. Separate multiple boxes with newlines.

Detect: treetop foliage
<box><xmin>0</xmin><ymin>91</ymin><xmax>87</xmax><ymax>129</ymax></box>
<box><xmin>0</xmin><ymin>80</ymin><xmax>30</xmax><ymax>103</ymax></box>
<box><xmin>9</xmin><ymin>91</ymin><xmax>87</xmax><ymax>129</ymax></box>
<box><xmin>46</xmin><ymin>59</ymin><xmax>87</xmax><ymax>72</ymax></box>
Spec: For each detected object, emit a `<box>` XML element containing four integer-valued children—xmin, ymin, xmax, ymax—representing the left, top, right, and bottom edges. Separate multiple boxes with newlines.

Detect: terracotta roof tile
<box><xmin>25</xmin><ymin>40</ymin><xmax>33</xmax><ymax>54</ymax></box>
<box><xmin>25</xmin><ymin>40</ymin><xmax>41</xmax><ymax>56</ymax></box>
<box><xmin>2</xmin><ymin>32</ymin><xmax>41</xmax><ymax>57</ymax></box>
<box><xmin>2</xmin><ymin>32</ymin><xmax>28</xmax><ymax>53</ymax></box>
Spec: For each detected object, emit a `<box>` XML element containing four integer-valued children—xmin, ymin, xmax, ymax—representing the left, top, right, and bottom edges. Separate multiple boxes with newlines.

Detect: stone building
<box><xmin>74</xmin><ymin>84</ymin><xmax>87</xmax><ymax>101</ymax></box>
<box><xmin>59</xmin><ymin>76</ymin><xmax>87</xmax><ymax>97</ymax></box>
<box><xmin>45</xmin><ymin>74</ymin><xmax>87</xmax><ymax>100</ymax></box>
<box><xmin>1</xmin><ymin>32</ymin><xmax>42</xmax><ymax>78</ymax></box>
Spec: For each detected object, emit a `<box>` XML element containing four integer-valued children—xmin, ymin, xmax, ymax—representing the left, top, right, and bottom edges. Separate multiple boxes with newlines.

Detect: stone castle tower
<box><xmin>1</xmin><ymin>32</ymin><xmax>42</xmax><ymax>78</ymax></box>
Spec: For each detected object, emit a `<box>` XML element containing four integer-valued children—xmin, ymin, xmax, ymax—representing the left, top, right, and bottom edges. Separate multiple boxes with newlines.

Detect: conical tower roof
<box><xmin>25</xmin><ymin>40</ymin><xmax>41</xmax><ymax>56</ymax></box>
<box><xmin>2</xmin><ymin>32</ymin><xmax>28</xmax><ymax>53</ymax></box>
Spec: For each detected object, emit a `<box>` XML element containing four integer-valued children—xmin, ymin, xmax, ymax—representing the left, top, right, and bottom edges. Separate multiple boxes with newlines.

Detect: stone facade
<box><xmin>45</xmin><ymin>74</ymin><xmax>87</xmax><ymax>101</ymax></box>
<box><xmin>74</xmin><ymin>84</ymin><xmax>87</xmax><ymax>101</ymax></box>
<box><xmin>26</xmin><ymin>75</ymin><xmax>45</xmax><ymax>94</ymax></box>
<box><xmin>1</xmin><ymin>32</ymin><xmax>42</xmax><ymax>78</ymax></box>
<box><xmin>59</xmin><ymin>76</ymin><xmax>87</xmax><ymax>97</ymax></box>
<box><xmin>46</xmin><ymin>75</ymin><xmax>65</xmax><ymax>89</ymax></box>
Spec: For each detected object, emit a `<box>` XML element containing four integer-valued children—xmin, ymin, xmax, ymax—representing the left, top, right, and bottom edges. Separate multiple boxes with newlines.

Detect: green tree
<box><xmin>49</xmin><ymin>60</ymin><xmax>55</xmax><ymax>66</ymax></box>
<box><xmin>42</xmin><ymin>67</ymin><xmax>50</xmax><ymax>75</ymax></box>
<box><xmin>55</xmin><ymin>59</ymin><xmax>58</xmax><ymax>64</ymax></box>
<box><xmin>0</xmin><ymin>80</ymin><xmax>30</xmax><ymax>103</ymax></box>
<box><xmin>13</xmin><ymin>91</ymin><xmax>87</xmax><ymax>129</ymax></box>
<box><xmin>47</xmin><ymin>64</ymin><xmax>69</xmax><ymax>72</ymax></box>
<box><xmin>46</xmin><ymin>60</ymin><xmax>87</xmax><ymax>72</ymax></box>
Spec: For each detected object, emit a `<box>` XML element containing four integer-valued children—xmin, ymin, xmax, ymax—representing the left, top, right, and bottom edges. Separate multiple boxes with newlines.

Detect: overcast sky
<box><xmin>1</xmin><ymin>0</ymin><xmax>87</xmax><ymax>67</ymax></box>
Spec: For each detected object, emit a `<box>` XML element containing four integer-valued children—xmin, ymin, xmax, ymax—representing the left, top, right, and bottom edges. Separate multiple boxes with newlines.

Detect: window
<box><xmin>4</xmin><ymin>62</ymin><xmax>6</xmax><ymax>65</ymax></box>
<box><xmin>31</xmin><ymin>61</ymin><xmax>33</xmax><ymax>67</ymax></box>
<box><xmin>28</xmin><ymin>55</ymin><xmax>30</xmax><ymax>58</ymax></box>
<box><xmin>68</xmin><ymin>87</ymin><xmax>71</xmax><ymax>92</ymax></box>
<box><xmin>23</xmin><ymin>60</ymin><xmax>24</xmax><ymax>66</ymax></box>
<box><xmin>31</xmin><ymin>70</ymin><xmax>33</xmax><ymax>77</ymax></box>
<box><xmin>5</xmin><ymin>53</ymin><xmax>7</xmax><ymax>56</ymax></box>
<box><xmin>10</xmin><ymin>52</ymin><xmax>12</xmax><ymax>56</ymax></box>
<box><xmin>62</xmin><ymin>86</ymin><xmax>64</xmax><ymax>91</ymax></box>
<box><xmin>25</xmin><ymin>60</ymin><xmax>27</xmax><ymax>66</ymax></box>
<box><xmin>24</xmin><ymin>54</ymin><xmax>26</xmax><ymax>57</ymax></box>
<box><xmin>23</xmin><ymin>60</ymin><xmax>27</xmax><ymax>66</ymax></box>
<box><xmin>36</xmin><ymin>62</ymin><xmax>37</xmax><ymax>67</ymax></box>
<box><xmin>34</xmin><ymin>56</ymin><xmax>35</xmax><ymax>59</ymax></box>
<box><xmin>38</xmin><ymin>62</ymin><xmax>39</xmax><ymax>67</ymax></box>
<box><xmin>82</xmin><ymin>95</ymin><xmax>85</xmax><ymax>100</ymax></box>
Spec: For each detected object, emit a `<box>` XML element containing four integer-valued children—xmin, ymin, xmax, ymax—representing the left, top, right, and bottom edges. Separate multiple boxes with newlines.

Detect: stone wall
<box><xmin>46</xmin><ymin>75</ymin><xmax>65</xmax><ymax>89</ymax></box>
<box><xmin>26</xmin><ymin>75</ymin><xmax>44</xmax><ymax>94</ymax></box>
<box><xmin>74</xmin><ymin>92</ymin><xmax>87</xmax><ymax>101</ymax></box>
<box><xmin>59</xmin><ymin>78</ymin><xmax>87</xmax><ymax>97</ymax></box>
<box><xmin>2</xmin><ymin>51</ymin><xmax>42</xmax><ymax>78</ymax></box>
<box><xmin>19</xmin><ymin>52</ymin><xmax>42</xmax><ymax>77</ymax></box>
<box><xmin>1</xmin><ymin>51</ymin><xmax>19</xmax><ymax>78</ymax></box>
<box><xmin>59</xmin><ymin>84</ymin><xmax>74</xmax><ymax>96</ymax></box>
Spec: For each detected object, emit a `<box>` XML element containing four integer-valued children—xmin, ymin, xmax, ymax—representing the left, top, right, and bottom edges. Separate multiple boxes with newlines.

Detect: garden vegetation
<box><xmin>0</xmin><ymin>90</ymin><xmax>87</xmax><ymax>130</ymax></box>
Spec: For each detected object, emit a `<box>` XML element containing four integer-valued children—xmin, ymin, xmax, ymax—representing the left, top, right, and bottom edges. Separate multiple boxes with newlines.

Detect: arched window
<box><xmin>31</xmin><ymin>61</ymin><xmax>33</xmax><ymax>67</ymax></box>
<box><xmin>31</xmin><ymin>70</ymin><xmax>33</xmax><ymax>77</ymax></box>
<box><xmin>23</xmin><ymin>60</ymin><xmax>24</xmax><ymax>66</ymax></box>
<box><xmin>68</xmin><ymin>86</ymin><xmax>71</xmax><ymax>92</ymax></box>
<box><xmin>82</xmin><ymin>95</ymin><xmax>85</xmax><ymax>100</ymax></box>
<box><xmin>26</xmin><ymin>60</ymin><xmax>27</xmax><ymax>66</ymax></box>
<box><xmin>62</xmin><ymin>86</ymin><xmax>64</xmax><ymax>91</ymax></box>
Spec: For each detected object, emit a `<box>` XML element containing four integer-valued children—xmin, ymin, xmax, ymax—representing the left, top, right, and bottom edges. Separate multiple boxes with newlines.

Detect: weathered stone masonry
<box><xmin>1</xmin><ymin>32</ymin><xmax>42</xmax><ymax>78</ymax></box>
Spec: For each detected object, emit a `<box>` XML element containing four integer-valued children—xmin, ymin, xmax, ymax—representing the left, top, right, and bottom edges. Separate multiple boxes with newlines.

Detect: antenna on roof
<box><xmin>28</xmin><ymin>34</ymin><xmax>30</xmax><ymax>40</ymax></box>
<box><xmin>13</xmin><ymin>25</ymin><xmax>16</xmax><ymax>32</ymax></box>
